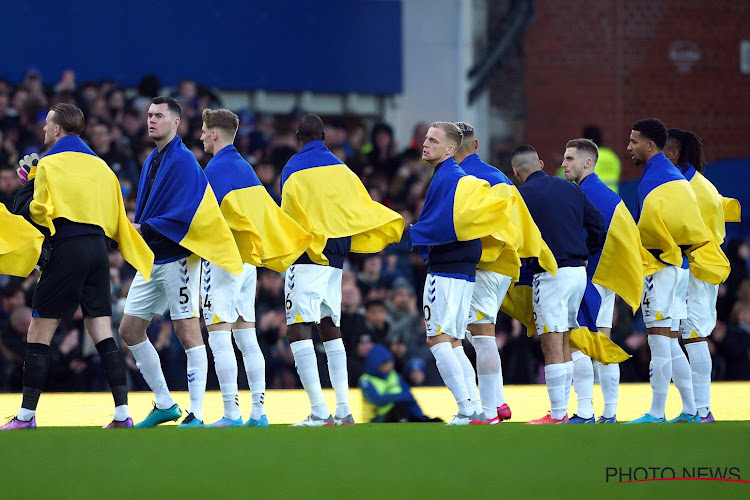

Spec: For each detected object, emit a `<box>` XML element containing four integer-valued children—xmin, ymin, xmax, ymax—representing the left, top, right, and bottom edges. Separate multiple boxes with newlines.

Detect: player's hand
<box><xmin>17</xmin><ymin>153</ymin><xmax>39</xmax><ymax>184</ymax></box>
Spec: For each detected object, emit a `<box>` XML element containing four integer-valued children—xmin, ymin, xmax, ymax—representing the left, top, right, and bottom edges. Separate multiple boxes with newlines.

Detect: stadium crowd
<box><xmin>1</xmin><ymin>69</ymin><xmax>749</xmax><ymax>396</ymax></box>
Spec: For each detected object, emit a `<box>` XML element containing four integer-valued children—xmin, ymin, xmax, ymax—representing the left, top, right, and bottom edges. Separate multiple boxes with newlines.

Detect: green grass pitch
<box><xmin>1</xmin><ymin>422</ymin><xmax>748</xmax><ymax>498</ymax></box>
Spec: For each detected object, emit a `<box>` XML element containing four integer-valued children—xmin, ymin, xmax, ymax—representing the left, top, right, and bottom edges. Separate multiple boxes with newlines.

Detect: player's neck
<box><xmin>155</xmin><ymin>132</ymin><xmax>177</xmax><ymax>152</ymax></box>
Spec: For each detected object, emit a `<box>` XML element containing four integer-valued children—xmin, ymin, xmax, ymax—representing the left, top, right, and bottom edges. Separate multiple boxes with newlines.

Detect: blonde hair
<box><xmin>430</xmin><ymin>121</ymin><xmax>463</xmax><ymax>149</ymax></box>
<box><xmin>202</xmin><ymin>108</ymin><xmax>239</xmax><ymax>139</ymax></box>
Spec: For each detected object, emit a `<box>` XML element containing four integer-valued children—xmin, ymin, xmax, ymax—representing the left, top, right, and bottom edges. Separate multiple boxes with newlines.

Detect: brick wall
<box><xmin>523</xmin><ymin>0</ymin><xmax>750</xmax><ymax>179</ymax></box>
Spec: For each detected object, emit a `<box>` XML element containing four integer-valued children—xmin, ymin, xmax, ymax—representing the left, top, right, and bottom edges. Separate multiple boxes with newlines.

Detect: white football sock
<box><xmin>323</xmin><ymin>338</ymin><xmax>350</xmax><ymax>419</ymax></box>
<box><xmin>571</xmin><ymin>351</ymin><xmax>594</xmax><ymax>419</ymax></box>
<box><xmin>454</xmin><ymin>345</ymin><xmax>481</xmax><ymax>415</ymax></box>
<box><xmin>233</xmin><ymin>328</ymin><xmax>266</xmax><ymax>420</ymax></box>
<box><xmin>430</xmin><ymin>342</ymin><xmax>472</xmax><ymax>415</ymax></box>
<box><xmin>670</xmin><ymin>338</ymin><xmax>697</xmax><ymax>416</ymax></box>
<box><xmin>114</xmin><ymin>405</ymin><xmax>131</xmax><ymax>421</ymax></box>
<box><xmin>545</xmin><ymin>363</ymin><xmax>568</xmax><ymax>420</ymax></box>
<box><xmin>208</xmin><ymin>330</ymin><xmax>241</xmax><ymax>420</ymax></box>
<box><xmin>685</xmin><ymin>341</ymin><xmax>711</xmax><ymax>418</ymax></box>
<box><xmin>647</xmin><ymin>335</ymin><xmax>671</xmax><ymax>419</ymax></box>
<box><xmin>564</xmin><ymin>360</ymin><xmax>574</xmax><ymax>413</ymax></box>
<box><xmin>185</xmin><ymin>345</ymin><xmax>208</xmax><ymax>420</ymax></box>
<box><xmin>129</xmin><ymin>339</ymin><xmax>175</xmax><ymax>410</ymax></box>
<box><xmin>290</xmin><ymin>339</ymin><xmax>329</xmax><ymax>418</ymax></box>
<box><xmin>598</xmin><ymin>362</ymin><xmax>620</xmax><ymax>419</ymax></box>
<box><xmin>472</xmin><ymin>335</ymin><xmax>501</xmax><ymax>419</ymax></box>
<box><xmin>17</xmin><ymin>408</ymin><xmax>35</xmax><ymax>421</ymax></box>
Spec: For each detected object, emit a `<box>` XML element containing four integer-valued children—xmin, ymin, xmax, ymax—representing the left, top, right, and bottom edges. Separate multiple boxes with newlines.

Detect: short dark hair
<box><xmin>49</xmin><ymin>103</ymin><xmax>85</xmax><ymax>136</ymax></box>
<box><xmin>668</xmin><ymin>128</ymin><xmax>706</xmax><ymax>174</ymax></box>
<box><xmin>511</xmin><ymin>144</ymin><xmax>537</xmax><ymax>160</ymax></box>
<box><xmin>365</xmin><ymin>298</ymin><xmax>387</xmax><ymax>310</ymax></box>
<box><xmin>632</xmin><ymin>118</ymin><xmax>667</xmax><ymax>150</ymax></box>
<box><xmin>151</xmin><ymin>96</ymin><xmax>182</xmax><ymax>120</ymax></box>
<box><xmin>565</xmin><ymin>138</ymin><xmax>599</xmax><ymax>163</ymax></box>
<box><xmin>297</xmin><ymin>114</ymin><xmax>325</xmax><ymax>144</ymax></box>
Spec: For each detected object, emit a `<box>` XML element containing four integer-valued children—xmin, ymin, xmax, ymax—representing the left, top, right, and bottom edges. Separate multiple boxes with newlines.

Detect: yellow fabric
<box><xmin>0</xmin><ymin>204</ymin><xmax>44</xmax><ymax>277</ymax></box>
<box><xmin>281</xmin><ymin>164</ymin><xmax>404</xmax><ymax>265</ymax></box>
<box><xmin>479</xmin><ymin>183</ymin><xmax>557</xmax><ymax>280</ymax></box>
<box><xmin>29</xmin><ymin>151</ymin><xmax>154</xmax><ymax>280</ymax></box>
<box><xmin>220</xmin><ymin>186</ymin><xmax>312</xmax><ymax>272</ymax></box>
<box><xmin>723</xmin><ymin>196</ymin><xmax>741</xmax><ymax>223</ymax></box>
<box><xmin>180</xmin><ymin>185</ymin><xmax>243</xmax><ymax>275</ymax></box>
<box><xmin>638</xmin><ymin>180</ymin><xmax>709</xmax><ymax>276</ymax></box>
<box><xmin>569</xmin><ymin>327</ymin><xmax>631</xmax><ymax>364</ymax></box>
<box><xmin>592</xmin><ymin>202</ymin><xmax>646</xmax><ymax>312</ymax></box>
<box><xmin>687</xmin><ymin>174</ymin><xmax>741</xmax><ymax>284</ymax></box>
<box><xmin>501</xmin><ymin>283</ymin><xmax>536</xmax><ymax>335</ymax></box>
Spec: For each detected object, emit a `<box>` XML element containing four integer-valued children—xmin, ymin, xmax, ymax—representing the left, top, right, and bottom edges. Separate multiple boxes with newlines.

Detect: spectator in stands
<box><xmin>714</xmin><ymin>301</ymin><xmax>750</xmax><ymax>380</ymax></box>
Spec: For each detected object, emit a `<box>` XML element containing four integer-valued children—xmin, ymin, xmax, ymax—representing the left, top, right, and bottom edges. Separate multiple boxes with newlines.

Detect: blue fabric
<box><xmin>518</xmin><ymin>170</ymin><xmax>605</xmax><ymax>271</ymax></box>
<box><xmin>408</xmin><ymin>158</ymin><xmax>463</xmax><ymax>248</ymax></box>
<box><xmin>43</xmin><ymin>135</ymin><xmax>97</xmax><ymax>158</ymax></box>
<box><xmin>430</xmin><ymin>272</ymin><xmax>476</xmax><ymax>283</ymax></box>
<box><xmin>459</xmin><ymin>153</ymin><xmax>512</xmax><ymax>186</ymax></box>
<box><xmin>204</xmin><ymin>145</ymin><xmax>262</xmax><ymax>205</ymax></box>
<box><xmin>280</xmin><ymin>140</ymin><xmax>344</xmax><ymax>192</ymax></box>
<box><xmin>579</xmin><ymin>173</ymin><xmax>622</xmax><ymax>279</ymax></box>
<box><xmin>365</xmin><ymin>344</ymin><xmax>394</xmax><ymax>378</ymax></box>
<box><xmin>576</xmin><ymin>280</ymin><xmax>603</xmax><ymax>332</ymax></box>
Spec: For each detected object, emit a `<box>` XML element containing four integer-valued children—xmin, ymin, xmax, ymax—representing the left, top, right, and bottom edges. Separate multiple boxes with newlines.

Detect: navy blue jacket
<box><xmin>518</xmin><ymin>170</ymin><xmax>606</xmax><ymax>272</ymax></box>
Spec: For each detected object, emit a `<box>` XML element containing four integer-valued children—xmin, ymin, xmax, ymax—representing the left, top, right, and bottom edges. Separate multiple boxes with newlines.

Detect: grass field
<box><xmin>1</xmin><ymin>383</ymin><xmax>749</xmax><ymax>498</ymax></box>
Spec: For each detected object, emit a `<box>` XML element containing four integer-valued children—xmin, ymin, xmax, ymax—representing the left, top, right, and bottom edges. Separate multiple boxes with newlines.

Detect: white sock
<box><xmin>430</xmin><ymin>342</ymin><xmax>472</xmax><ymax>415</ymax></box>
<box><xmin>233</xmin><ymin>328</ymin><xmax>266</xmax><ymax>420</ymax></box>
<box><xmin>290</xmin><ymin>339</ymin><xmax>329</xmax><ymax>418</ymax></box>
<box><xmin>670</xmin><ymin>338</ymin><xmax>697</xmax><ymax>416</ymax></box>
<box><xmin>208</xmin><ymin>330</ymin><xmax>241</xmax><ymax>420</ymax></box>
<box><xmin>564</xmin><ymin>360</ymin><xmax>574</xmax><ymax>413</ymax></box>
<box><xmin>472</xmin><ymin>335</ymin><xmax>501</xmax><ymax>419</ymax></box>
<box><xmin>571</xmin><ymin>351</ymin><xmax>594</xmax><ymax>419</ymax></box>
<box><xmin>185</xmin><ymin>345</ymin><xmax>208</xmax><ymax>420</ymax></box>
<box><xmin>647</xmin><ymin>335</ymin><xmax>671</xmax><ymax>419</ymax></box>
<box><xmin>685</xmin><ymin>341</ymin><xmax>712</xmax><ymax>418</ymax></box>
<box><xmin>323</xmin><ymin>338</ymin><xmax>350</xmax><ymax>419</ymax></box>
<box><xmin>17</xmin><ymin>408</ymin><xmax>35</xmax><ymax>421</ymax></box>
<box><xmin>129</xmin><ymin>339</ymin><xmax>174</xmax><ymax>410</ymax></box>
<box><xmin>545</xmin><ymin>363</ymin><xmax>568</xmax><ymax>420</ymax></box>
<box><xmin>454</xmin><ymin>345</ymin><xmax>481</xmax><ymax>415</ymax></box>
<box><xmin>114</xmin><ymin>405</ymin><xmax>131</xmax><ymax>421</ymax></box>
<box><xmin>598</xmin><ymin>362</ymin><xmax>620</xmax><ymax>419</ymax></box>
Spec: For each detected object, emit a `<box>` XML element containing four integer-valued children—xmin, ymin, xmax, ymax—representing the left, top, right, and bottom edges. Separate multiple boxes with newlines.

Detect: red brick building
<box><xmin>523</xmin><ymin>0</ymin><xmax>750</xmax><ymax>179</ymax></box>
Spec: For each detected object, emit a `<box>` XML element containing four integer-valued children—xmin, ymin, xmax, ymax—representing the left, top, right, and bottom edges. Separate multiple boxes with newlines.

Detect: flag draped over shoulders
<box><xmin>460</xmin><ymin>154</ymin><xmax>556</xmax><ymax>279</ymax></box>
<box><xmin>408</xmin><ymin>157</ymin><xmax>515</xmax><ymax>256</ymax></box>
<box><xmin>135</xmin><ymin>136</ymin><xmax>242</xmax><ymax>275</ymax></box>
<box><xmin>281</xmin><ymin>141</ymin><xmax>403</xmax><ymax>265</ymax></box>
<box><xmin>0</xmin><ymin>203</ymin><xmax>44</xmax><ymax>277</ymax></box>
<box><xmin>205</xmin><ymin>145</ymin><xmax>312</xmax><ymax>272</ymax></box>
<box><xmin>636</xmin><ymin>153</ymin><xmax>708</xmax><ymax>276</ymax></box>
<box><xmin>28</xmin><ymin>135</ymin><xmax>154</xmax><ymax>279</ymax></box>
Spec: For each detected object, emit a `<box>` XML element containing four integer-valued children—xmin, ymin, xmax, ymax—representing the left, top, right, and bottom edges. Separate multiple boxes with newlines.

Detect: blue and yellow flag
<box><xmin>0</xmin><ymin>203</ymin><xmax>44</xmax><ymax>277</ymax></box>
<box><xmin>580</xmin><ymin>173</ymin><xmax>645</xmax><ymax>312</ymax></box>
<box><xmin>281</xmin><ymin>141</ymin><xmax>403</xmax><ymax>265</ymax></box>
<box><xmin>408</xmin><ymin>157</ymin><xmax>514</xmax><ymax>254</ymax></box>
<box><xmin>205</xmin><ymin>145</ymin><xmax>312</xmax><ymax>272</ymax></box>
<box><xmin>28</xmin><ymin>135</ymin><xmax>154</xmax><ymax>280</ymax></box>
<box><xmin>570</xmin><ymin>282</ymin><xmax>631</xmax><ymax>364</ymax></box>
<box><xmin>136</xmin><ymin>136</ymin><xmax>242</xmax><ymax>275</ymax></box>
<box><xmin>460</xmin><ymin>154</ymin><xmax>556</xmax><ymax>280</ymax></box>
<box><xmin>682</xmin><ymin>164</ymin><xmax>741</xmax><ymax>284</ymax></box>
<box><xmin>636</xmin><ymin>153</ymin><xmax>709</xmax><ymax>276</ymax></box>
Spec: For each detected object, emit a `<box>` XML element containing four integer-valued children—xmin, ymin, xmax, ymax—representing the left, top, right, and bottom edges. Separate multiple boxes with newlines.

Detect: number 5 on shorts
<box><xmin>179</xmin><ymin>286</ymin><xmax>189</xmax><ymax>305</ymax></box>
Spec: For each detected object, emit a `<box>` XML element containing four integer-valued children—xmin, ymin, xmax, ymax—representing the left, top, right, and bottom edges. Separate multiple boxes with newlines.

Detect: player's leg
<box><xmin>424</xmin><ymin>274</ymin><xmax>474</xmax><ymax>424</ymax></box>
<box><xmin>592</xmin><ymin>285</ymin><xmax>618</xmax><ymax>422</ymax></box>
<box><xmin>286</xmin><ymin>265</ymin><xmax>333</xmax><ymax>425</ymax></box>
<box><xmin>570</xmin><ymin>348</ymin><xmax>594</xmax><ymax>423</ymax></box>
<box><xmin>563</xmin><ymin>268</ymin><xmax>586</xmax><ymax>420</ymax></box>
<box><xmin>682</xmin><ymin>274</ymin><xmax>716</xmax><ymax>422</ymax></box>
<box><xmin>666</xmin><ymin>267</ymin><xmax>697</xmax><ymax>422</ymax></box>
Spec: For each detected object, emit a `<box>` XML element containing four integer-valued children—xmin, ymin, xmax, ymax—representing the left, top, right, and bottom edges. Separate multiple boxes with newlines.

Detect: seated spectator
<box><xmin>358</xmin><ymin>344</ymin><xmax>441</xmax><ymax>423</ymax></box>
<box><xmin>714</xmin><ymin>301</ymin><xmax>750</xmax><ymax>380</ymax></box>
<box><xmin>0</xmin><ymin>306</ymin><xmax>31</xmax><ymax>391</ymax></box>
<box><xmin>356</xmin><ymin>254</ymin><xmax>389</xmax><ymax>300</ymax></box>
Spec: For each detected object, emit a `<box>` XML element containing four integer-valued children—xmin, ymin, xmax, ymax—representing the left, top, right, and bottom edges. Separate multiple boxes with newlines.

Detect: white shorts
<box><xmin>532</xmin><ymin>267</ymin><xmax>586</xmax><ymax>335</ymax></box>
<box><xmin>285</xmin><ymin>264</ymin><xmax>342</xmax><ymax>326</ymax></box>
<box><xmin>642</xmin><ymin>265</ymin><xmax>685</xmax><ymax>329</ymax></box>
<box><xmin>124</xmin><ymin>255</ymin><xmax>201</xmax><ymax>321</ymax></box>
<box><xmin>593</xmin><ymin>283</ymin><xmax>615</xmax><ymax>329</ymax></box>
<box><xmin>681</xmin><ymin>271</ymin><xmax>718</xmax><ymax>339</ymax></box>
<box><xmin>423</xmin><ymin>273</ymin><xmax>474</xmax><ymax>340</ymax></box>
<box><xmin>670</xmin><ymin>267</ymin><xmax>689</xmax><ymax>331</ymax></box>
<box><xmin>201</xmin><ymin>260</ymin><xmax>256</xmax><ymax>325</ymax></box>
<box><xmin>469</xmin><ymin>269</ymin><xmax>512</xmax><ymax>325</ymax></box>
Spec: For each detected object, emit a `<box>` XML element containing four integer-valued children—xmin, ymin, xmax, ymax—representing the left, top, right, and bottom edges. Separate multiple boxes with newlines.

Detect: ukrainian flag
<box><xmin>636</xmin><ymin>153</ymin><xmax>709</xmax><ymax>276</ymax></box>
<box><xmin>135</xmin><ymin>136</ymin><xmax>242</xmax><ymax>275</ymax></box>
<box><xmin>682</xmin><ymin>165</ymin><xmax>741</xmax><ymax>284</ymax></box>
<box><xmin>409</xmin><ymin>157</ymin><xmax>515</xmax><ymax>253</ymax></box>
<box><xmin>569</xmin><ymin>282</ymin><xmax>631</xmax><ymax>364</ymax></box>
<box><xmin>205</xmin><ymin>145</ymin><xmax>312</xmax><ymax>272</ymax></box>
<box><xmin>281</xmin><ymin>141</ymin><xmax>403</xmax><ymax>265</ymax></box>
<box><xmin>0</xmin><ymin>203</ymin><xmax>44</xmax><ymax>277</ymax></box>
<box><xmin>28</xmin><ymin>136</ymin><xmax>154</xmax><ymax>280</ymax></box>
<box><xmin>460</xmin><ymin>154</ymin><xmax>556</xmax><ymax>280</ymax></box>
